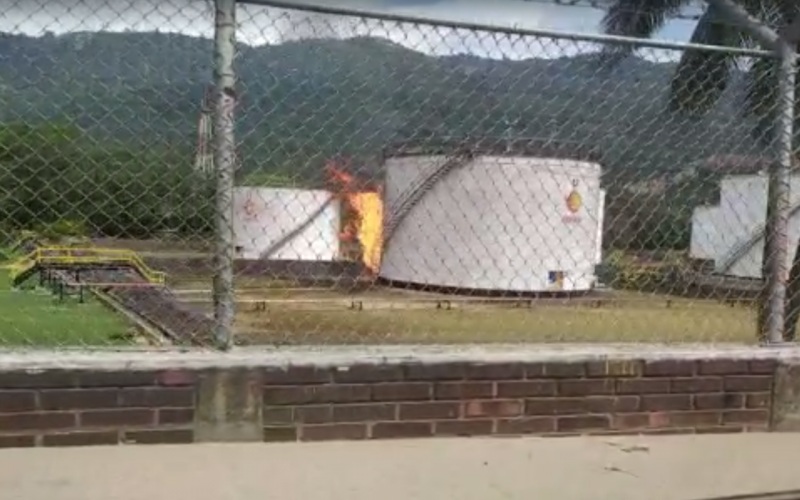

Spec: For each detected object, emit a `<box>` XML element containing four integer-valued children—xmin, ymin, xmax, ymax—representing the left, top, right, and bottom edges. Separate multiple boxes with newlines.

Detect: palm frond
<box><xmin>742</xmin><ymin>0</ymin><xmax>800</xmax><ymax>144</ymax></box>
<box><xmin>668</xmin><ymin>3</ymin><xmax>745</xmax><ymax>114</ymax></box>
<box><xmin>599</xmin><ymin>0</ymin><xmax>692</xmax><ymax>65</ymax></box>
<box><xmin>743</xmin><ymin>56</ymin><xmax>777</xmax><ymax>140</ymax></box>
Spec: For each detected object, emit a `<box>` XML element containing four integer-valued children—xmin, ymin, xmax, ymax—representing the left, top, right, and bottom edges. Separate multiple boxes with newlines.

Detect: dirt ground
<box><xmin>170</xmin><ymin>282</ymin><xmax>757</xmax><ymax>344</ymax></box>
<box><xmin>2</xmin><ymin>434</ymin><xmax>799</xmax><ymax>500</ymax></box>
<box><xmin>93</xmin><ymin>239</ymin><xmax>760</xmax><ymax>344</ymax></box>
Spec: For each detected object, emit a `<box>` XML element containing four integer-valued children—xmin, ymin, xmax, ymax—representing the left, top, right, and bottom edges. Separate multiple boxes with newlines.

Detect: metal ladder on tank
<box><xmin>716</xmin><ymin>199</ymin><xmax>800</xmax><ymax>275</ymax></box>
<box><xmin>382</xmin><ymin>153</ymin><xmax>474</xmax><ymax>249</ymax></box>
<box><xmin>258</xmin><ymin>194</ymin><xmax>338</xmax><ymax>260</ymax></box>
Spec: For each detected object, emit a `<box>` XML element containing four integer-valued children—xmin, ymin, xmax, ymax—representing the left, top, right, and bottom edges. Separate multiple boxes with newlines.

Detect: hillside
<box><xmin>0</xmin><ymin>30</ymin><xmax>761</xmax><ymax>186</ymax></box>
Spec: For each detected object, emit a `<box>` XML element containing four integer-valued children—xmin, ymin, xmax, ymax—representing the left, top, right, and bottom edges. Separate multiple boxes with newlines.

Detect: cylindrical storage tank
<box><xmin>379</xmin><ymin>139</ymin><xmax>604</xmax><ymax>293</ymax></box>
<box><xmin>232</xmin><ymin>187</ymin><xmax>340</xmax><ymax>261</ymax></box>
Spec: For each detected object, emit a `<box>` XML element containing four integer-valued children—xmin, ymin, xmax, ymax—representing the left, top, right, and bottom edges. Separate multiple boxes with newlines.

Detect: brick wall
<box><xmin>0</xmin><ymin>352</ymin><xmax>795</xmax><ymax>448</ymax></box>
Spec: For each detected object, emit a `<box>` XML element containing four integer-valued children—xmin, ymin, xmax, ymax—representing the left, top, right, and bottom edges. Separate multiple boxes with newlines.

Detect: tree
<box><xmin>0</xmin><ymin>123</ymin><xmax>215</xmax><ymax>239</ymax></box>
<box><xmin>599</xmin><ymin>0</ymin><xmax>800</xmax><ymax>340</ymax></box>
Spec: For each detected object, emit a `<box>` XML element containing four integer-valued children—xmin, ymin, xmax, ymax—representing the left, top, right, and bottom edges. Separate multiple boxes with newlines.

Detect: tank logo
<box><xmin>243</xmin><ymin>198</ymin><xmax>260</xmax><ymax>220</ymax></box>
<box><xmin>562</xmin><ymin>179</ymin><xmax>582</xmax><ymax>223</ymax></box>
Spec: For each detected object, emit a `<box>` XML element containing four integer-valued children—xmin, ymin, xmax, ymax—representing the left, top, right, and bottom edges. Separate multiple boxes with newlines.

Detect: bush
<box><xmin>602</xmin><ymin>250</ymin><xmax>671</xmax><ymax>291</ymax></box>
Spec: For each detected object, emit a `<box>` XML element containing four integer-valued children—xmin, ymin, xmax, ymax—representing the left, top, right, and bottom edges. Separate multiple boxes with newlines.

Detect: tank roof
<box><xmin>382</xmin><ymin>137</ymin><xmax>601</xmax><ymax>163</ymax></box>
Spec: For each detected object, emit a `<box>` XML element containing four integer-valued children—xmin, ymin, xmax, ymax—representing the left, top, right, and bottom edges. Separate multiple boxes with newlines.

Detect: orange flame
<box><xmin>326</xmin><ymin>159</ymin><xmax>384</xmax><ymax>273</ymax></box>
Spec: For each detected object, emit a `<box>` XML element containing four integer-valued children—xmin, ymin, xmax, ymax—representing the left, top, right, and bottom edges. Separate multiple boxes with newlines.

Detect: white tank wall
<box><xmin>689</xmin><ymin>174</ymin><xmax>800</xmax><ymax>278</ymax></box>
<box><xmin>379</xmin><ymin>155</ymin><xmax>604</xmax><ymax>292</ymax></box>
<box><xmin>232</xmin><ymin>187</ymin><xmax>340</xmax><ymax>261</ymax></box>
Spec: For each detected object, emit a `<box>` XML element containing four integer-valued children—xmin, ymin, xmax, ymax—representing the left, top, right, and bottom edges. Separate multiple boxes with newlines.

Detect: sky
<box><xmin>3</xmin><ymin>0</ymin><xmax>702</xmax><ymax>60</ymax></box>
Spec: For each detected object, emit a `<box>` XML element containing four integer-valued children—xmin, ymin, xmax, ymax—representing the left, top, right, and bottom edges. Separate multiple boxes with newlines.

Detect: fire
<box><xmin>326</xmin><ymin>159</ymin><xmax>384</xmax><ymax>273</ymax></box>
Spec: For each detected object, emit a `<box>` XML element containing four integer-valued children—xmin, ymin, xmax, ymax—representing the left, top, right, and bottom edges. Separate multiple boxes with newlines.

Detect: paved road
<box><xmin>2</xmin><ymin>434</ymin><xmax>800</xmax><ymax>500</ymax></box>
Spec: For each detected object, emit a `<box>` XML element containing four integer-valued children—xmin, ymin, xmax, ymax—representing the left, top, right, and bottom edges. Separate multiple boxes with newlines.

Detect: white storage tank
<box><xmin>232</xmin><ymin>187</ymin><xmax>341</xmax><ymax>261</ymax></box>
<box><xmin>690</xmin><ymin>173</ymin><xmax>800</xmax><ymax>279</ymax></box>
<box><xmin>378</xmin><ymin>139</ymin><xmax>605</xmax><ymax>293</ymax></box>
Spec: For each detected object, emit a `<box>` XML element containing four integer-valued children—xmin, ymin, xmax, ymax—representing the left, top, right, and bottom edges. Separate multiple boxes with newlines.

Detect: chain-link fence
<box><xmin>0</xmin><ymin>0</ymin><xmax>797</xmax><ymax>349</ymax></box>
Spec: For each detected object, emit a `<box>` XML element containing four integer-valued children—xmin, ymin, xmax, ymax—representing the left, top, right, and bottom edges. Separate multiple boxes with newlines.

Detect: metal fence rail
<box><xmin>0</xmin><ymin>0</ymin><xmax>796</xmax><ymax>349</ymax></box>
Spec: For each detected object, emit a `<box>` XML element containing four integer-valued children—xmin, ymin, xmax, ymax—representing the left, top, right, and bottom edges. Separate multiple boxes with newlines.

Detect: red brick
<box><xmin>723</xmin><ymin>376</ymin><xmax>772</xmax><ymax>392</ymax></box>
<box><xmin>698</xmin><ymin>359</ymin><xmax>750</xmax><ymax>375</ymax></box>
<box><xmin>0</xmin><ymin>434</ymin><xmax>36</xmax><ymax>448</ymax></box>
<box><xmin>722</xmin><ymin>410</ymin><xmax>769</xmax><ymax>425</ymax></box>
<box><xmin>264</xmin><ymin>385</ymin><xmax>370</xmax><ymax>405</ymax></box>
<box><xmin>746</xmin><ymin>393</ymin><xmax>770</xmax><ymax>409</ymax></box>
<box><xmin>525</xmin><ymin>398</ymin><xmax>585</xmax><ymax>415</ymax></box>
<box><xmin>463</xmin><ymin>399</ymin><xmax>522</xmax><ymax>418</ymax></box>
<box><xmin>43</xmin><ymin>431</ymin><xmax>119</xmax><ymax>447</ymax></box>
<box><xmin>586</xmin><ymin>360</ymin><xmax>643</xmax><ymax>377</ymax></box>
<box><xmin>694</xmin><ymin>393</ymin><xmax>744</xmax><ymax>410</ymax></box>
<box><xmin>399</xmin><ymin>402</ymin><xmax>459</xmax><ymax>420</ymax></box>
<box><xmin>0</xmin><ymin>391</ymin><xmax>37</xmax><ymax>413</ymax></box>
<box><xmin>263</xmin><ymin>427</ymin><xmax>298</xmax><ymax>442</ymax></box>
<box><xmin>124</xmin><ymin>429</ymin><xmax>194</xmax><ymax>444</ymax></box>
<box><xmin>526</xmin><ymin>363</ymin><xmax>586</xmax><ymax>378</ymax></box>
<box><xmin>558</xmin><ymin>379</ymin><xmax>614</xmax><ymax>396</ymax></box>
<box><xmin>557</xmin><ymin>415</ymin><xmax>610</xmax><ymax>432</ymax></box>
<box><xmin>434</xmin><ymin>382</ymin><xmax>493</xmax><ymax>400</ymax></box>
<box><xmin>301</xmin><ymin>424</ymin><xmax>367</xmax><ymax>441</ymax></box>
<box><xmin>156</xmin><ymin>370</ymin><xmax>197</xmax><ymax>387</ymax></box>
<box><xmin>434</xmin><ymin>420</ymin><xmax>493</xmax><ymax>436</ymax></box>
<box><xmin>77</xmin><ymin>371</ymin><xmax>158</xmax><ymax>388</ymax></box>
<box><xmin>466</xmin><ymin>363</ymin><xmax>524</xmax><ymax>380</ymax></box>
<box><xmin>641</xmin><ymin>394</ymin><xmax>691</xmax><ymax>411</ymax></box>
<box><xmin>293</xmin><ymin>406</ymin><xmax>331</xmax><ymax>424</ymax></box>
<box><xmin>263</xmin><ymin>406</ymin><xmax>293</xmax><ymax>424</ymax></box>
<box><xmin>529</xmin><ymin>396</ymin><xmax>634</xmax><ymax>416</ymax></box>
<box><xmin>617</xmin><ymin>378</ymin><xmax>669</xmax><ymax>394</ymax></box>
<box><xmin>264</xmin><ymin>366</ymin><xmax>331</xmax><ymax>385</ymax></box>
<box><xmin>372</xmin><ymin>422</ymin><xmax>432</xmax><ymax>438</ymax></box>
<box><xmin>80</xmin><ymin>409</ymin><xmax>154</xmax><ymax>427</ymax></box>
<box><xmin>671</xmin><ymin>377</ymin><xmax>722</xmax><ymax>393</ymax></box>
<box><xmin>586</xmin><ymin>396</ymin><xmax>640</xmax><ymax>413</ymax></box>
<box><xmin>405</xmin><ymin>363</ymin><xmax>466</xmax><ymax>381</ymax></box>
<box><xmin>262</xmin><ymin>386</ymin><xmax>304</xmax><ymax>405</ymax></box>
<box><xmin>497</xmin><ymin>381</ymin><xmax>556</xmax><ymax>398</ymax></box>
<box><xmin>0</xmin><ymin>371</ymin><xmax>78</xmax><ymax>389</ymax></box>
<box><xmin>157</xmin><ymin>408</ymin><xmax>194</xmax><ymax>425</ymax></box>
<box><xmin>334</xmin><ymin>365</ymin><xmax>403</xmax><ymax>383</ymax></box>
<box><xmin>372</xmin><ymin>383</ymin><xmax>431</xmax><ymax>401</ymax></box>
<box><xmin>0</xmin><ymin>412</ymin><xmax>76</xmax><ymax>432</ymax></box>
<box><xmin>119</xmin><ymin>387</ymin><xmax>193</xmax><ymax>408</ymax></box>
<box><xmin>496</xmin><ymin>417</ymin><xmax>556</xmax><ymax>434</ymax></box>
<box><xmin>667</xmin><ymin>411</ymin><xmax>722</xmax><ymax>427</ymax></box>
<box><xmin>332</xmin><ymin>404</ymin><xmax>395</xmax><ymax>423</ymax></box>
<box><xmin>39</xmin><ymin>389</ymin><xmax>118</xmax><ymax>410</ymax></box>
<box><xmin>749</xmin><ymin>359</ymin><xmax>778</xmax><ymax>374</ymax></box>
<box><xmin>644</xmin><ymin>360</ymin><xmax>695</xmax><ymax>377</ymax></box>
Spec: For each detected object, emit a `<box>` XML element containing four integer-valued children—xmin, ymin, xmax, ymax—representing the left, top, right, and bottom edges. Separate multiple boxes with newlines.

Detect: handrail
<box><xmin>8</xmin><ymin>246</ymin><xmax>166</xmax><ymax>284</ymax></box>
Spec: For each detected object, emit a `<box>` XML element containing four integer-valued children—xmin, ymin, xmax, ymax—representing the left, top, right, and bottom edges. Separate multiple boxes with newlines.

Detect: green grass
<box><xmin>0</xmin><ymin>274</ymin><xmax>131</xmax><ymax>346</ymax></box>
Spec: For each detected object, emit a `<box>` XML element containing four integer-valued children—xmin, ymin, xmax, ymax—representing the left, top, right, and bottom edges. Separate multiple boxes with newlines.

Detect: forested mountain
<box><xmin>0</xmin><ymin>30</ymin><xmax>761</xmax><ymax>187</ymax></box>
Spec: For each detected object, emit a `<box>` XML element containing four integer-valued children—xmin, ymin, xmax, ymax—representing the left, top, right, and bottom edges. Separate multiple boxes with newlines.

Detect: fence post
<box><xmin>212</xmin><ymin>0</ymin><xmax>237</xmax><ymax>350</ymax></box>
<box><xmin>766</xmin><ymin>39</ymin><xmax>797</xmax><ymax>344</ymax></box>
<box><xmin>708</xmin><ymin>0</ymin><xmax>795</xmax><ymax>344</ymax></box>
